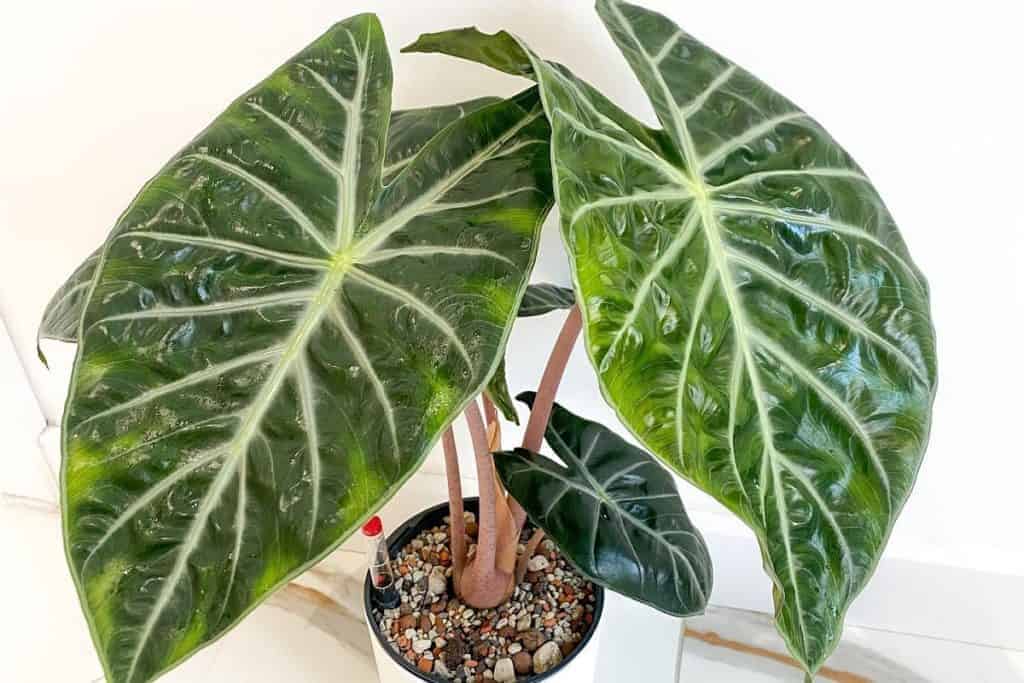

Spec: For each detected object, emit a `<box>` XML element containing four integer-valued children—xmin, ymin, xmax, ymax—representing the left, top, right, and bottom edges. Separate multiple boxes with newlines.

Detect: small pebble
<box><xmin>373</xmin><ymin>520</ymin><xmax>595</xmax><ymax>681</ymax></box>
<box><xmin>533</xmin><ymin>641</ymin><xmax>563</xmax><ymax>674</ymax></box>
<box><xmin>526</xmin><ymin>555</ymin><xmax>550</xmax><ymax>572</ymax></box>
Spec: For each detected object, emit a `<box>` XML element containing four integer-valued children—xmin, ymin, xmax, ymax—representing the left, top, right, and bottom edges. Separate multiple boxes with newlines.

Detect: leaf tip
<box><xmin>514</xmin><ymin>390</ymin><xmax>537</xmax><ymax>408</ymax></box>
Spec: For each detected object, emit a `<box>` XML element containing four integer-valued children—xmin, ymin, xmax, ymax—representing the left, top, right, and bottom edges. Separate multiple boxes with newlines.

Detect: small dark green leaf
<box><xmin>485</xmin><ymin>357</ymin><xmax>519</xmax><ymax>424</ymax></box>
<box><xmin>37</xmin><ymin>248</ymin><xmax>100</xmax><ymax>365</ymax></box>
<box><xmin>402</xmin><ymin>27</ymin><xmax>534</xmax><ymax>77</ymax></box>
<box><xmin>402</xmin><ymin>27</ymin><xmax>679</xmax><ymax>162</ymax></box>
<box><xmin>518</xmin><ymin>283</ymin><xmax>575</xmax><ymax>317</ymax></box>
<box><xmin>497</xmin><ymin>392</ymin><xmax>712</xmax><ymax>616</ymax></box>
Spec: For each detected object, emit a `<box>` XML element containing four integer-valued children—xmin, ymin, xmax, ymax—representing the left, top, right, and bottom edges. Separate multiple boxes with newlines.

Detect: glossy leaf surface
<box><xmin>61</xmin><ymin>15</ymin><xmax>551</xmax><ymax>683</ymax></box>
<box><xmin>498</xmin><ymin>393</ymin><xmax>711</xmax><ymax>616</ymax></box>
<box><xmin>485</xmin><ymin>357</ymin><xmax>519</xmax><ymax>424</ymax></box>
<box><xmin>518</xmin><ymin>283</ymin><xmax>575</xmax><ymax>317</ymax></box>
<box><xmin>38</xmin><ymin>247</ymin><xmax>100</xmax><ymax>364</ymax></box>
<box><xmin>411</xmin><ymin>2</ymin><xmax>937</xmax><ymax>673</ymax></box>
<box><xmin>40</xmin><ymin>98</ymin><xmax>503</xmax><ymax>351</ymax></box>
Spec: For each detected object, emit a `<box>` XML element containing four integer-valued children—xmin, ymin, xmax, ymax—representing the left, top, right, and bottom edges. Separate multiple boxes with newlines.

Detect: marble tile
<box><xmin>682</xmin><ymin>606</ymin><xmax>1024</xmax><ymax>682</ymax></box>
<box><xmin>6</xmin><ymin>469</ymin><xmax>1022</xmax><ymax>683</ymax></box>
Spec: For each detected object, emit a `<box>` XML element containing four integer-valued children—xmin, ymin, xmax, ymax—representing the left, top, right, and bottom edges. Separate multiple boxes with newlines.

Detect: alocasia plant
<box><xmin>407</xmin><ymin>0</ymin><xmax>937</xmax><ymax>675</ymax></box>
<box><xmin>40</xmin><ymin>2</ymin><xmax>936</xmax><ymax>681</ymax></box>
<box><xmin>48</xmin><ymin>14</ymin><xmax>554</xmax><ymax>682</ymax></box>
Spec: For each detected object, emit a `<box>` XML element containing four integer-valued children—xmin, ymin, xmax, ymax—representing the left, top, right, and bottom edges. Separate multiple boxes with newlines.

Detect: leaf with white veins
<box><xmin>60</xmin><ymin>15</ymin><xmax>551</xmax><ymax>683</ymax></box>
<box><xmin>498</xmin><ymin>393</ymin><xmax>712</xmax><ymax>616</ymax></box>
<box><xmin>407</xmin><ymin>2</ymin><xmax>937</xmax><ymax>674</ymax></box>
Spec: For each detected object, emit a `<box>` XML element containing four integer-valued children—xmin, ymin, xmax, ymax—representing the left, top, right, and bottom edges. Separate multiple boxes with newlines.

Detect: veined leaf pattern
<box><xmin>518</xmin><ymin>282</ymin><xmax>575</xmax><ymax>317</ymax></box>
<box><xmin>498</xmin><ymin>393</ymin><xmax>712</xmax><ymax>616</ymax></box>
<box><xmin>406</xmin><ymin>2</ymin><xmax>937</xmax><ymax>674</ymax></box>
<box><xmin>38</xmin><ymin>248</ymin><xmax>100</xmax><ymax>364</ymax></box>
<box><xmin>61</xmin><ymin>15</ymin><xmax>552</xmax><ymax>683</ymax></box>
<box><xmin>39</xmin><ymin>99</ymin><xmax>505</xmax><ymax>349</ymax></box>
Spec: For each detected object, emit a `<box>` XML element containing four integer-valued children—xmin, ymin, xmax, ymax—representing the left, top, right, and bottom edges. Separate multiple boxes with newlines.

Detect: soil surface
<box><xmin>372</xmin><ymin>512</ymin><xmax>597</xmax><ymax>682</ymax></box>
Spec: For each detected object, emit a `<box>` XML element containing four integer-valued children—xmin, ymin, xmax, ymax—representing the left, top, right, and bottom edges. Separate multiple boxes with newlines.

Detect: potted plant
<box><xmin>40</xmin><ymin>2</ymin><xmax>936</xmax><ymax>682</ymax></box>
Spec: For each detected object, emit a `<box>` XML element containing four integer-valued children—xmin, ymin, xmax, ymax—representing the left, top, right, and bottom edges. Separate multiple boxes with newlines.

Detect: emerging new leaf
<box><xmin>408</xmin><ymin>1</ymin><xmax>938</xmax><ymax>674</ymax></box>
<box><xmin>498</xmin><ymin>393</ymin><xmax>712</xmax><ymax>616</ymax></box>
<box><xmin>61</xmin><ymin>15</ymin><xmax>551</xmax><ymax>683</ymax></box>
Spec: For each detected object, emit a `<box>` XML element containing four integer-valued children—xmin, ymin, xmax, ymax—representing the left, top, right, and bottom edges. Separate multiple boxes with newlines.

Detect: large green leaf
<box><xmin>408</xmin><ymin>2</ymin><xmax>937</xmax><ymax>674</ymax></box>
<box><xmin>38</xmin><ymin>98</ymin><xmax>504</xmax><ymax>352</ymax></box>
<box><xmin>382</xmin><ymin>96</ymin><xmax>499</xmax><ymax>183</ymax></box>
<box><xmin>497</xmin><ymin>393</ymin><xmax>711</xmax><ymax>616</ymax></box>
<box><xmin>61</xmin><ymin>15</ymin><xmax>552</xmax><ymax>683</ymax></box>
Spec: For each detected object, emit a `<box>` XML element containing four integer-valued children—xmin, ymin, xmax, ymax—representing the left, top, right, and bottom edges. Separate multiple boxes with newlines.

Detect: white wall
<box><xmin>2</xmin><ymin>0</ymin><xmax>1022</xmax><ymax>642</ymax></box>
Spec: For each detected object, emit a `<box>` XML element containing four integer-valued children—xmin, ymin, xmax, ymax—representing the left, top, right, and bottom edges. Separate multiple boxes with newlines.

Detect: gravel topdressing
<box><xmin>371</xmin><ymin>512</ymin><xmax>597</xmax><ymax>682</ymax></box>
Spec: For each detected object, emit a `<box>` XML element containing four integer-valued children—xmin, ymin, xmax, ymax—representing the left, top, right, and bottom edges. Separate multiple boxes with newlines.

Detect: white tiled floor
<box><xmin>5</xmin><ymin>465</ymin><xmax>1024</xmax><ymax>682</ymax></box>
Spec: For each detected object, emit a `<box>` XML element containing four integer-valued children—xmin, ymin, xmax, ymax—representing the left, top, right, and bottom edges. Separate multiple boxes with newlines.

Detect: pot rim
<box><xmin>362</xmin><ymin>497</ymin><xmax>605</xmax><ymax>682</ymax></box>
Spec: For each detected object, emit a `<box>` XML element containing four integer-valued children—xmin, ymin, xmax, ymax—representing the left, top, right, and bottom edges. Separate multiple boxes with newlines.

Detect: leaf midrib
<box><xmin>87</xmin><ymin>97</ymin><xmax>546</xmax><ymax>678</ymax></box>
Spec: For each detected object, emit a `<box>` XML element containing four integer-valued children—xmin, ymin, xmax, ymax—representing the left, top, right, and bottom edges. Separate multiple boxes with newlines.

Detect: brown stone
<box><xmin>430</xmin><ymin>599</ymin><xmax>447</xmax><ymax>614</ymax></box>
<box><xmin>419</xmin><ymin>614</ymin><xmax>432</xmax><ymax>632</ymax></box>
<box><xmin>543</xmin><ymin>617</ymin><xmax>557</xmax><ymax>628</ymax></box>
<box><xmin>525</xmin><ymin>571</ymin><xmax>542</xmax><ymax>584</ymax></box>
<box><xmin>398</xmin><ymin>614</ymin><xmax>416</xmax><ymax>632</ymax></box>
<box><xmin>512</xmin><ymin>651</ymin><xmax>533</xmax><ymax>675</ymax></box>
<box><xmin>466</xmin><ymin>521</ymin><xmax>478</xmax><ymax>537</ymax></box>
<box><xmin>480</xmin><ymin>622</ymin><xmax>493</xmax><ymax>634</ymax></box>
<box><xmin>560</xmin><ymin>640</ymin><xmax>576</xmax><ymax>657</ymax></box>
<box><xmin>498</xmin><ymin>626</ymin><xmax>517</xmax><ymax>640</ymax></box>
<box><xmin>397</xmin><ymin>636</ymin><xmax>410</xmax><ymax>650</ymax></box>
<box><xmin>439</xmin><ymin>549</ymin><xmax>451</xmax><ymax>565</ymax></box>
<box><xmin>465</xmin><ymin>659</ymin><xmax>479</xmax><ymax>669</ymax></box>
<box><xmin>473</xmin><ymin>642</ymin><xmax>490</xmax><ymax>658</ymax></box>
<box><xmin>518</xmin><ymin>629</ymin><xmax>544</xmax><ymax>653</ymax></box>
<box><xmin>416</xmin><ymin>657</ymin><xmax>433</xmax><ymax>674</ymax></box>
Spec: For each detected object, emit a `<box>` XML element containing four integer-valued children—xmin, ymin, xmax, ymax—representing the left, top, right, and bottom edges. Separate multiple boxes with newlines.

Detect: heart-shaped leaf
<box><xmin>61</xmin><ymin>15</ymin><xmax>552</xmax><ymax>683</ymax></box>
<box><xmin>498</xmin><ymin>392</ymin><xmax>712</xmax><ymax>616</ymax></box>
<box><xmin>407</xmin><ymin>2</ymin><xmax>937</xmax><ymax>674</ymax></box>
<box><xmin>39</xmin><ymin>97</ymin><xmax>505</xmax><ymax>352</ymax></box>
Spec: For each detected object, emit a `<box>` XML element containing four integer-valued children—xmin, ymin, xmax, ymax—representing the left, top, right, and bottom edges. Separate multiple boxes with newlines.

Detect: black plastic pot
<box><xmin>363</xmin><ymin>497</ymin><xmax>605</xmax><ymax>682</ymax></box>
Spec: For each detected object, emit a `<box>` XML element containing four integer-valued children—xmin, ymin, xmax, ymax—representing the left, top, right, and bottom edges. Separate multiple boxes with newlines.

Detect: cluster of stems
<box><xmin>442</xmin><ymin>306</ymin><xmax>583</xmax><ymax>608</ymax></box>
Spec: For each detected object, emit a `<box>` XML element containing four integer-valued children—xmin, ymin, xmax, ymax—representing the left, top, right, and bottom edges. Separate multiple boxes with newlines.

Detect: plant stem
<box><xmin>522</xmin><ymin>305</ymin><xmax>583</xmax><ymax>452</ymax></box>
<box><xmin>514</xmin><ymin>305</ymin><xmax>583</xmax><ymax>529</ymax></box>
<box><xmin>515</xmin><ymin>528</ymin><xmax>547</xmax><ymax>584</ymax></box>
<box><xmin>441</xmin><ymin>427</ymin><xmax>466</xmax><ymax>585</ymax></box>
<box><xmin>482</xmin><ymin>393</ymin><xmax>499</xmax><ymax>434</ymax></box>
<box><xmin>464</xmin><ymin>400</ymin><xmax>497</xmax><ymax>570</ymax></box>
